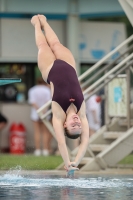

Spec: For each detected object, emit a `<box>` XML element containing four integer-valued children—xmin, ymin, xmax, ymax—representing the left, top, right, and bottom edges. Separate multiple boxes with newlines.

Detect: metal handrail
<box><xmin>84</xmin><ymin>59</ymin><xmax>133</xmax><ymax>101</ymax></box>
<box><xmin>81</xmin><ymin>43</ymin><xmax>133</xmax><ymax>89</ymax></box>
<box><xmin>78</xmin><ymin>34</ymin><xmax>133</xmax><ymax>81</ymax></box>
<box><xmin>83</xmin><ymin>52</ymin><xmax>133</xmax><ymax>95</ymax></box>
<box><xmin>37</xmin><ymin>99</ymin><xmax>51</xmax><ymax>118</ymax></box>
<box><xmin>125</xmin><ymin>0</ymin><xmax>133</xmax><ymax>8</ymax></box>
<box><xmin>37</xmin><ymin>35</ymin><xmax>133</xmax><ymax>119</ymax></box>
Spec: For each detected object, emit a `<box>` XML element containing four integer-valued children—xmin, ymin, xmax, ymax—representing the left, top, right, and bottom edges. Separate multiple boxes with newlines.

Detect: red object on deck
<box><xmin>10</xmin><ymin>123</ymin><xmax>26</xmax><ymax>154</ymax></box>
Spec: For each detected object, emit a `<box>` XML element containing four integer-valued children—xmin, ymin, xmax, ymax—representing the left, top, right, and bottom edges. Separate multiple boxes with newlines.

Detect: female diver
<box><xmin>31</xmin><ymin>15</ymin><xmax>89</xmax><ymax>173</ymax></box>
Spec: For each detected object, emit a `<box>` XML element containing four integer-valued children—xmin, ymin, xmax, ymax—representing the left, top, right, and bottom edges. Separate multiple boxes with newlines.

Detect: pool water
<box><xmin>0</xmin><ymin>167</ymin><xmax>133</xmax><ymax>200</ymax></box>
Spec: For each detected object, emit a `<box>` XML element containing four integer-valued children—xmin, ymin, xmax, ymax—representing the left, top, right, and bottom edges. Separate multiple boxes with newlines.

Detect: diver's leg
<box><xmin>31</xmin><ymin>15</ymin><xmax>56</xmax><ymax>80</ymax></box>
<box><xmin>38</xmin><ymin>15</ymin><xmax>76</xmax><ymax>68</ymax></box>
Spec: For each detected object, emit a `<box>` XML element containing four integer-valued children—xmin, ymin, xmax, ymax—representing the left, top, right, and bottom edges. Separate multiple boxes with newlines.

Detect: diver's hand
<box><xmin>64</xmin><ymin>165</ymin><xmax>79</xmax><ymax>178</ymax></box>
<box><xmin>64</xmin><ymin>165</ymin><xmax>79</xmax><ymax>171</ymax></box>
<box><xmin>69</xmin><ymin>162</ymin><xmax>78</xmax><ymax>167</ymax></box>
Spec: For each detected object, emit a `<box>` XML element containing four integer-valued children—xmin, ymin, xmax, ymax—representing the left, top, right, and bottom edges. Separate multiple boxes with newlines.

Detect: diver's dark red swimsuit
<box><xmin>47</xmin><ymin>59</ymin><xmax>84</xmax><ymax>113</ymax></box>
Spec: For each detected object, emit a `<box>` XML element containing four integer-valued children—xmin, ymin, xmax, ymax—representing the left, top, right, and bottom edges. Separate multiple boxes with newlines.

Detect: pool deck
<box><xmin>0</xmin><ymin>168</ymin><xmax>133</xmax><ymax>175</ymax></box>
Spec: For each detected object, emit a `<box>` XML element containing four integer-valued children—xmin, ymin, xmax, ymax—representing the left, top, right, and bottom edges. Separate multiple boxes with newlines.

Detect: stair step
<box><xmin>119</xmin><ymin>119</ymin><xmax>133</xmax><ymax>126</ymax></box>
<box><xmin>103</xmin><ymin>132</ymin><xmax>125</xmax><ymax>139</ymax></box>
<box><xmin>80</xmin><ymin>157</ymin><xmax>93</xmax><ymax>164</ymax></box>
<box><xmin>89</xmin><ymin>144</ymin><xmax>109</xmax><ymax>152</ymax></box>
<box><xmin>71</xmin><ymin>157</ymin><xmax>93</xmax><ymax>164</ymax></box>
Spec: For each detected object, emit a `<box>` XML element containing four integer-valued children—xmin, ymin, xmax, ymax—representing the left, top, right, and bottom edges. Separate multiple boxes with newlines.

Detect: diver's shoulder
<box><xmin>52</xmin><ymin>101</ymin><xmax>66</xmax><ymax>120</ymax></box>
<box><xmin>78</xmin><ymin>101</ymin><xmax>86</xmax><ymax>117</ymax></box>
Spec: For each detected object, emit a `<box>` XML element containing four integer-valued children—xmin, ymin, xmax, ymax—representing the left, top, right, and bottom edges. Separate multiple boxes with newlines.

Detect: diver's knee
<box><xmin>50</xmin><ymin>41</ymin><xmax>61</xmax><ymax>51</ymax></box>
<box><xmin>37</xmin><ymin>42</ymin><xmax>48</xmax><ymax>50</ymax></box>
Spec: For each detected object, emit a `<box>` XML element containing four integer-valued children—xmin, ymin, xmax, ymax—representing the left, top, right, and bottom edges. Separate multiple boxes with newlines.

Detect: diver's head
<box><xmin>64</xmin><ymin>114</ymin><xmax>82</xmax><ymax>139</ymax></box>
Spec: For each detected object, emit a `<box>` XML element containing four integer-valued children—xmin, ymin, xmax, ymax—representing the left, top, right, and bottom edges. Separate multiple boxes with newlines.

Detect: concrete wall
<box><xmin>0</xmin><ymin>0</ymin><xmax>68</xmax><ymax>14</ymax></box>
<box><xmin>0</xmin><ymin>19</ymin><xmax>65</xmax><ymax>62</ymax></box>
<box><xmin>0</xmin><ymin>103</ymin><xmax>58</xmax><ymax>153</ymax></box>
<box><xmin>0</xmin><ymin>18</ymin><xmax>126</xmax><ymax>63</ymax></box>
<box><xmin>0</xmin><ymin>103</ymin><xmax>34</xmax><ymax>152</ymax></box>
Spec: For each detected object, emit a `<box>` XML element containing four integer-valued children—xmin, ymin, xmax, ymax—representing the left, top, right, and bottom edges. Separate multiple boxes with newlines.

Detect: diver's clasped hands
<box><xmin>64</xmin><ymin>162</ymin><xmax>79</xmax><ymax>177</ymax></box>
<box><xmin>64</xmin><ymin>161</ymin><xmax>79</xmax><ymax>172</ymax></box>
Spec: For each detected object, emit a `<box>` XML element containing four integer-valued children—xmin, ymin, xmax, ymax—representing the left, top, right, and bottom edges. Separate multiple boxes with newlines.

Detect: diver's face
<box><xmin>64</xmin><ymin>114</ymin><xmax>82</xmax><ymax>135</ymax></box>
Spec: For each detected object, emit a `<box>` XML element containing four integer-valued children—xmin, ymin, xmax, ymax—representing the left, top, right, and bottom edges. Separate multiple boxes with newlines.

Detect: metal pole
<box><xmin>66</xmin><ymin>0</ymin><xmax>80</xmax><ymax>150</ymax></box>
<box><xmin>126</xmin><ymin>68</ymin><xmax>131</xmax><ymax>129</ymax></box>
<box><xmin>66</xmin><ymin>0</ymin><xmax>80</xmax><ymax>75</ymax></box>
<box><xmin>0</xmin><ymin>0</ymin><xmax>6</xmax><ymax>12</ymax></box>
<box><xmin>104</xmin><ymin>70</ymin><xmax>110</xmax><ymax>129</ymax></box>
<box><xmin>118</xmin><ymin>0</ymin><xmax>133</xmax><ymax>27</ymax></box>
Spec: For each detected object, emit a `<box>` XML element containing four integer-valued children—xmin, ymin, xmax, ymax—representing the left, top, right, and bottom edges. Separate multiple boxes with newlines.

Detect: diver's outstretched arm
<box><xmin>52</xmin><ymin>115</ymin><xmax>71</xmax><ymax>167</ymax></box>
<box><xmin>53</xmin><ymin>115</ymin><xmax>79</xmax><ymax>171</ymax></box>
<box><xmin>74</xmin><ymin>116</ymin><xmax>89</xmax><ymax>166</ymax></box>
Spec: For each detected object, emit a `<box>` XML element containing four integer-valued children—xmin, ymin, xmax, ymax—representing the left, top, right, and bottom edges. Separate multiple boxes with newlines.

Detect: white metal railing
<box><xmin>37</xmin><ymin>34</ymin><xmax>133</xmax><ymax>120</ymax></box>
<box><xmin>81</xmin><ymin>43</ymin><xmax>133</xmax><ymax>89</ymax></box>
<box><xmin>118</xmin><ymin>0</ymin><xmax>133</xmax><ymax>27</ymax></box>
<box><xmin>37</xmin><ymin>100</ymin><xmax>51</xmax><ymax>120</ymax></box>
<box><xmin>84</xmin><ymin>59</ymin><xmax>133</xmax><ymax>101</ymax></box>
<box><xmin>83</xmin><ymin>52</ymin><xmax>133</xmax><ymax>95</ymax></box>
<box><xmin>126</xmin><ymin>0</ymin><xmax>133</xmax><ymax>8</ymax></box>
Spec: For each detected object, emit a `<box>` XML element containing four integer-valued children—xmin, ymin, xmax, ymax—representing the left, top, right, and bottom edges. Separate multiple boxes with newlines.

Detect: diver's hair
<box><xmin>64</xmin><ymin>127</ymin><xmax>80</xmax><ymax>139</ymax></box>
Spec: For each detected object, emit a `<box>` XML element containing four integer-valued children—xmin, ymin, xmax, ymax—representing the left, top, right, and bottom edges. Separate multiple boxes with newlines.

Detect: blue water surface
<box><xmin>0</xmin><ymin>167</ymin><xmax>133</xmax><ymax>200</ymax></box>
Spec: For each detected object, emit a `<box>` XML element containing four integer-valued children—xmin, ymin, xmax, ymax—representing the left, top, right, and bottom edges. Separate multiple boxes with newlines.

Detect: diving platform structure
<box><xmin>0</xmin><ymin>78</ymin><xmax>21</xmax><ymax>86</ymax></box>
<box><xmin>118</xmin><ymin>0</ymin><xmax>133</xmax><ymax>27</ymax></box>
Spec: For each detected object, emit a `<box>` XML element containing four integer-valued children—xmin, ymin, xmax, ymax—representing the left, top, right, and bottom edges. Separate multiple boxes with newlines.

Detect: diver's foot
<box><xmin>31</xmin><ymin>15</ymin><xmax>40</xmax><ymax>27</ymax></box>
<box><xmin>38</xmin><ymin>14</ymin><xmax>47</xmax><ymax>29</ymax></box>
